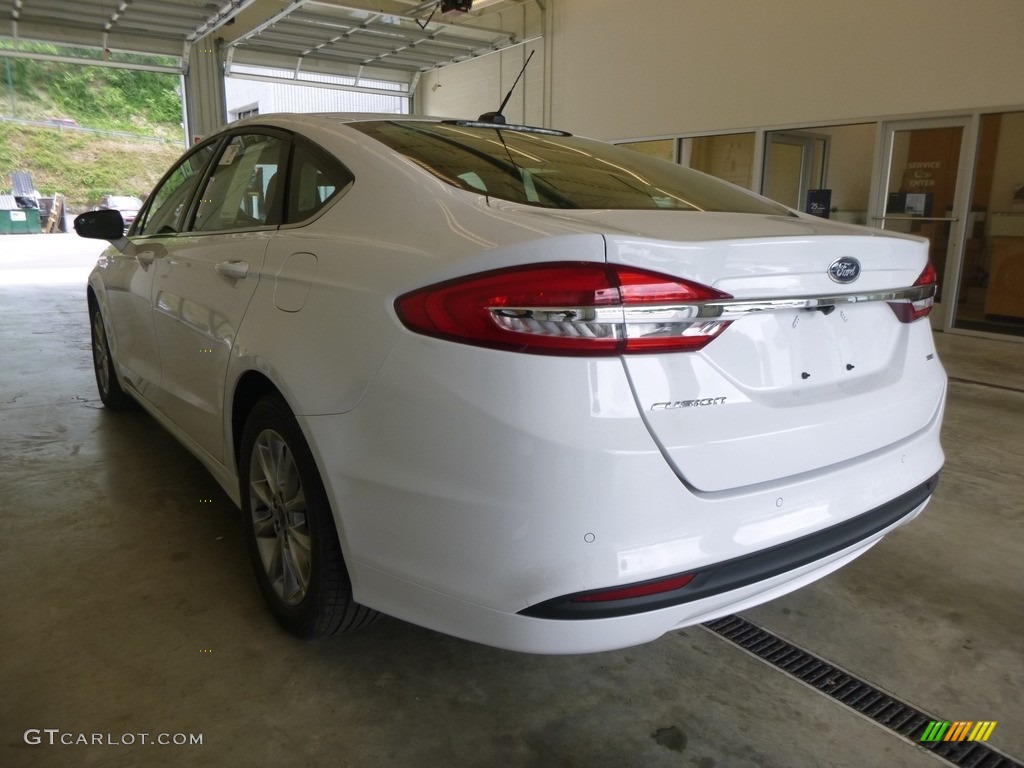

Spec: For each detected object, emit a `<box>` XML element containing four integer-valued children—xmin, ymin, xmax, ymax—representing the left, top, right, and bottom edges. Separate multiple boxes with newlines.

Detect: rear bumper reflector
<box><xmin>520</xmin><ymin>474</ymin><xmax>939</xmax><ymax>620</ymax></box>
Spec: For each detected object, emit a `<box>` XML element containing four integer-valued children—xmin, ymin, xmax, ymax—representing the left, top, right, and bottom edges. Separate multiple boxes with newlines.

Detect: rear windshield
<box><xmin>349</xmin><ymin>120</ymin><xmax>790</xmax><ymax>214</ymax></box>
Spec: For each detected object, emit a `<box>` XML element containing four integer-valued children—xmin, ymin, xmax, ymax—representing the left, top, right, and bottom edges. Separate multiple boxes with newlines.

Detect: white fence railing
<box><xmin>0</xmin><ymin>115</ymin><xmax>181</xmax><ymax>144</ymax></box>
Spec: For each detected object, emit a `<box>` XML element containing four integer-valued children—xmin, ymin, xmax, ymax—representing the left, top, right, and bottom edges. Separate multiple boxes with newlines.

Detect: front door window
<box><xmin>136</xmin><ymin>144</ymin><xmax>217</xmax><ymax>237</ymax></box>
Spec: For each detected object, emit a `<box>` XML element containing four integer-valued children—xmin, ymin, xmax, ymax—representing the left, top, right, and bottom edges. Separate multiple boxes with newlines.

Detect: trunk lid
<box><xmin>593</xmin><ymin>212</ymin><xmax>943</xmax><ymax>493</ymax></box>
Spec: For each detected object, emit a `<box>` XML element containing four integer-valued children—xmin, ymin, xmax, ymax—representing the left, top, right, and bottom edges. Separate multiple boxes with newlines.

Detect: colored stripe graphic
<box><xmin>945</xmin><ymin>721</ymin><xmax>973</xmax><ymax>741</ymax></box>
<box><xmin>968</xmin><ymin>722</ymin><xmax>998</xmax><ymax>742</ymax></box>
<box><xmin>921</xmin><ymin>720</ymin><xmax>997</xmax><ymax>742</ymax></box>
<box><xmin>921</xmin><ymin>721</ymin><xmax>950</xmax><ymax>742</ymax></box>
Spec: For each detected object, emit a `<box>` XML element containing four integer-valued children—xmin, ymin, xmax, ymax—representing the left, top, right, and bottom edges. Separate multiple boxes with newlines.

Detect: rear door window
<box><xmin>192</xmin><ymin>133</ymin><xmax>290</xmax><ymax>233</ymax></box>
<box><xmin>286</xmin><ymin>140</ymin><xmax>353</xmax><ymax>224</ymax></box>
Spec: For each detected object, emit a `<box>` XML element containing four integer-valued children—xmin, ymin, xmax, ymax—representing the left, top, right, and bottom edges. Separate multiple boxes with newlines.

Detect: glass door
<box><xmin>953</xmin><ymin>111</ymin><xmax>1024</xmax><ymax>338</ymax></box>
<box><xmin>762</xmin><ymin>132</ymin><xmax>828</xmax><ymax>211</ymax></box>
<box><xmin>871</xmin><ymin>118</ymin><xmax>973</xmax><ymax>329</ymax></box>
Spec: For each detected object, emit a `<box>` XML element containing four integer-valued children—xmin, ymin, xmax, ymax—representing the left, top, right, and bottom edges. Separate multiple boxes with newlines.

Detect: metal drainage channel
<box><xmin>703</xmin><ymin>616</ymin><xmax>1023</xmax><ymax>768</ymax></box>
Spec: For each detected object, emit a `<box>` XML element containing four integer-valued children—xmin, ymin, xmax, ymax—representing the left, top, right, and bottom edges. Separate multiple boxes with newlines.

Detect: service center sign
<box><xmin>903</xmin><ymin>161</ymin><xmax>941</xmax><ymax>189</ymax></box>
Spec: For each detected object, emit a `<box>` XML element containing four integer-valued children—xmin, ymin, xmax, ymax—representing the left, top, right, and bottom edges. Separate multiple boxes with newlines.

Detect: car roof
<box><xmin>229</xmin><ymin>113</ymin><xmax>572</xmax><ymax>139</ymax></box>
<box><xmin>232</xmin><ymin>112</ymin><xmax>440</xmax><ymax>126</ymax></box>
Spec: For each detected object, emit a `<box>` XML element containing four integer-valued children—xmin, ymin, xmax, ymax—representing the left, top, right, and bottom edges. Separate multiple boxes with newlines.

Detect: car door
<box><xmin>102</xmin><ymin>142</ymin><xmax>219</xmax><ymax>400</ymax></box>
<box><xmin>149</xmin><ymin>130</ymin><xmax>291</xmax><ymax>464</ymax></box>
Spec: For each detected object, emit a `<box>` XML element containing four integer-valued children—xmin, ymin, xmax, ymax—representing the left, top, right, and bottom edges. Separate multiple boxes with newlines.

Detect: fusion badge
<box><xmin>651</xmin><ymin>397</ymin><xmax>727</xmax><ymax>411</ymax></box>
<box><xmin>828</xmin><ymin>256</ymin><xmax>861</xmax><ymax>284</ymax></box>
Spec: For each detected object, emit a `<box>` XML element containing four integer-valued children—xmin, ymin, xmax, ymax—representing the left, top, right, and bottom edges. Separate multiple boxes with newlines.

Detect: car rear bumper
<box><xmin>345</xmin><ymin>489</ymin><xmax>932</xmax><ymax>654</ymax></box>
<box><xmin>301</xmin><ymin>333</ymin><xmax>946</xmax><ymax>653</ymax></box>
<box><xmin>521</xmin><ymin>473</ymin><xmax>938</xmax><ymax>621</ymax></box>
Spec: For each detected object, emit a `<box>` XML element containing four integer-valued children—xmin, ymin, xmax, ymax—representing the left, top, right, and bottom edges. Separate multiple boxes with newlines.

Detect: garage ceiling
<box><xmin>226</xmin><ymin>2</ymin><xmax>515</xmax><ymax>79</ymax></box>
<box><xmin>1</xmin><ymin>0</ymin><xmax>522</xmax><ymax>88</ymax></box>
<box><xmin>2</xmin><ymin>0</ymin><xmax>245</xmax><ymax>58</ymax></box>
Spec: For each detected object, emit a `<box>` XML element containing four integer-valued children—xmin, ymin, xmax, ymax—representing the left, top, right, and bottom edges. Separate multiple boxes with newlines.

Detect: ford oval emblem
<box><xmin>828</xmin><ymin>257</ymin><xmax>861</xmax><ymax>284</ymax></box>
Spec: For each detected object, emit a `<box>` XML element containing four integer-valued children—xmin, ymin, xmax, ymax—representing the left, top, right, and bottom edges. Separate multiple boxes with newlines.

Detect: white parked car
<box><xmin>76</xmin><ymin>115</ymin><xmax>946</xmax><ymax>654</ymax></box>
<box><xmin>93</xmin><ymin>194</ymin><xmax>144</xmax><ymax>232</ymax></box>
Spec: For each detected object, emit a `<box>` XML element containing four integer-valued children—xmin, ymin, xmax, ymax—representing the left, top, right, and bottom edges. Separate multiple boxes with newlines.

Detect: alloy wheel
<box><xmin>248</xmin><ymin>429</ymin><xmax>311</xmax><ymax>606</ymax></box>
<box><xmin>91</xmin><ymin>310</ymin><xmax>111</xmax><ymax>396</ymax></box>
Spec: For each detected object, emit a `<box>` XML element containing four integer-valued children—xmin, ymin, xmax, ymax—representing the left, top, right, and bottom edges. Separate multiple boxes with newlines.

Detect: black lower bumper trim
<box><xmin>520</xmin><ymin>474</ymin><xmax>939</xmax><ymax>620</ymax></box>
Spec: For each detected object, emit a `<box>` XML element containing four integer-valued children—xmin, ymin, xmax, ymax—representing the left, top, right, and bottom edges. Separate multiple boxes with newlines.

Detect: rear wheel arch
<box><xmin>230</xmin><ymin>370</ymin><xmax>335</xmax><ymax>512</ymax></box>
<box><xmin>235</xmin><ymin>385</ymin><xmax>377</xmax><ymax>637</ymax></box>
<box><xmin>231</xmin><ymin>371</ymin><xmax>282</xmax><ymax>472</ymax></box>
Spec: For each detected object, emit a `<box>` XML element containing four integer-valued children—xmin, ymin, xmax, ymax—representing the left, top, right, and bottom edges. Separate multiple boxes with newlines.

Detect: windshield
<box><xmin>349</xmin><ymin>120</ymin><xmax>790</xmax><ymax>214</ymax></box>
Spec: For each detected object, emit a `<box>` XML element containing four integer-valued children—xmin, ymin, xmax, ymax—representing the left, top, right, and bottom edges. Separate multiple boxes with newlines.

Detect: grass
<box><xmin>0</xmin><ymin>122</ymin><xmax>185</xmax><ymax>210</ymax></box>
<box><xmin>1</xmin><ymin>46</ymin><xmax>186</xmax><ymax>208</ymax></box>
<box><xmin>2</xmin><ymin>44</ymin><xmax>183</xmax><ymax>138</ymax></box>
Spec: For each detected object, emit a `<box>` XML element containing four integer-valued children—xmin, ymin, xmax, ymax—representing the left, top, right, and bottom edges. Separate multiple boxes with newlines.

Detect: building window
<box><xmin>682</xmin><ymin>133</ymin><xmax>756</xmax><ymax>190</ymax></box>
<box><xmin>620</xmin><ymin>139</ymin><xmax>675</xmax><ymax>162</ymax></box>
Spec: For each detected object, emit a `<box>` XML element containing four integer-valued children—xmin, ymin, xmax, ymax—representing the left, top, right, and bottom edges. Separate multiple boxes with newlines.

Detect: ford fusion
<box><xmin>77</xmin><ymin>115</ymin><xmax>945</xmax><ymax>654</ymax></box>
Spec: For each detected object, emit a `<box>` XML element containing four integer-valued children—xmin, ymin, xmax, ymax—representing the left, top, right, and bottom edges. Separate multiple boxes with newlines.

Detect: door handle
<box><xmin>136</xmin><ymin>251</ymin><xmax>156</xmax><ymax>265</ymax></box>
<box><xmin>215</xmin><ymin>260</ymin><xmax>250</xmax><ymax>279</ymax></box>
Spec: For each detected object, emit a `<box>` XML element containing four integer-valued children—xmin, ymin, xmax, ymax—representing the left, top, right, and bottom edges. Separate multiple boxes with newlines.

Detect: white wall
<box><xmin>224</xmin><ymin>77</ymin><xmax>273</xmax><ymax>118</ymax></box>
<box><xmin>224</xmin><ymin>68</ymin><xmax>408</xmax><ymax>121</ymax></box>
<box><xmin>550</xmin><ymin>0</ymin><xmax>1024</xmax><ymax>138</ymax></box>
<box><xmin>417</xmin><ymin>2</ymin><xmax>544</xmax><ymax>124</ymax></box>
<box><xmin>418</xmin><ymin>0</ymin><xmax>1024</xmax><ymax>139</ymax></box>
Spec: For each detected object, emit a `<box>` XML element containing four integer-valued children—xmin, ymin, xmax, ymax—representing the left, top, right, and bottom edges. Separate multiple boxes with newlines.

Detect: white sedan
<box><xmin>76</xmin><ymin>114</ymin><xmax>945</xmax><ymax>654</ymax></box>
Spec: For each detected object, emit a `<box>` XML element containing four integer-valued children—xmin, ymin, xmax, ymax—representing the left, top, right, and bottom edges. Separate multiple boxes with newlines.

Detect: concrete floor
<box><xmin>2</xmin><ymin>234</ymin><xmax>1022</xmax><ymax>768</ymax></box>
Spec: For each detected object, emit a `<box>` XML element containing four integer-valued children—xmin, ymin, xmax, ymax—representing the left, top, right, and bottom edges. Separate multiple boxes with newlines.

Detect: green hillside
<box><xmin>0</xmin><ymin>123</ymin><xmax>185</xmax><ymax>209</ymax></box>
<box><xmin>1</xmin><ymin>42</ymin><xmax>185</xmax><ymax>209</ymax></box>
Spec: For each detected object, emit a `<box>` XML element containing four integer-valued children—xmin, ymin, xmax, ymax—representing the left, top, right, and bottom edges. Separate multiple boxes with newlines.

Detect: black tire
<box><xmin>239</xmin><ymin>395</ymin><xmax>377</xmax><ymax>639</ymax></box>
<box><xmin>89</xmin><ymin>301</ymin><xmax>135</xmax><ymax>410</ymax></box>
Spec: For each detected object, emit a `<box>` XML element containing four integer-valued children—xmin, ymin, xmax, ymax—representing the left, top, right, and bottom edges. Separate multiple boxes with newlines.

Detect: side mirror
<box><xmin>75</xmin><ymin>209</ymin><xmax>126</xmax><ymax>240</ymax></box>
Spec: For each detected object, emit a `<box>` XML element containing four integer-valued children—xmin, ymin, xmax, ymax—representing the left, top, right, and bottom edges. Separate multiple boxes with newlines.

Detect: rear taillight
<box><xmin>395</xmin><ymin>262</ymin><xmax>733</xmax><ymax>355</ymax></box>
<box><xmin>888</xmin><ymin>261</ymin><xmax>937</xmax><ymax>323</ymax></box>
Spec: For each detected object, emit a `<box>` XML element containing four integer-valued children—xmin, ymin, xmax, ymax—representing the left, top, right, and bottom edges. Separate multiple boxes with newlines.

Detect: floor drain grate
<box><xmin>703</xmin><ymin>615</ymin><xmax>1023</xmax><ymax>768</ymax></box>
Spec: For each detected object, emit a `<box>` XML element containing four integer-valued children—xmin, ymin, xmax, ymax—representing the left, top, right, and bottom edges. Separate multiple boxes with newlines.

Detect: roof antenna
<box><xmin>477</xmin><ymin>49</ymin><xmax>534</xmax><ymax>125</ymax></box>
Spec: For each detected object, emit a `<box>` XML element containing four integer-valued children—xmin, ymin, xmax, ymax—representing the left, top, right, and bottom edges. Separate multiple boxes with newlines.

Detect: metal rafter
<box><xmin>2</xmin><ymin>0</ymin><xmax>258</xmax><ymax>59</ymax></box>
<box><xmin>190</xmin><ymin>1</ymin><xmax>262</xmax><ymax>43</ymax></box>
<box><xmin>2</xmin><ymin>0</ymin><xmax>521</xmax><ymax>94</ymax></box>
<box><xmin>226</xmin><ymin>0</ymin><xmax>515</xmax><ymax>83</ymax></box>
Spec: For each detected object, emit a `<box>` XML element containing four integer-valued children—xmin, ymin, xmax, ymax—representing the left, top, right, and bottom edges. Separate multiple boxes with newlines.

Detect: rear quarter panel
<box><xmin>226</xmin><ymin>122</ymin><xmax>610</xmax><ymax>425</ymax></box>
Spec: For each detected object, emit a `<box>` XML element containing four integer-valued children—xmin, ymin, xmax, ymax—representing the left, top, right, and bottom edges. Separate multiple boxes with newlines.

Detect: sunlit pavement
<box><xmin>0</xmin><ymin>232</ymin><xmax>107</xmax><ymax>285</ymax></box>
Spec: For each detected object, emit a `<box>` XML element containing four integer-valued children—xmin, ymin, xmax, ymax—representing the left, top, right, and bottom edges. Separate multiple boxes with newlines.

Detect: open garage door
<box><xmin>1</xmin><ymin>1</ymin><xmax>523</xmax><ymax>136</ymax></box>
